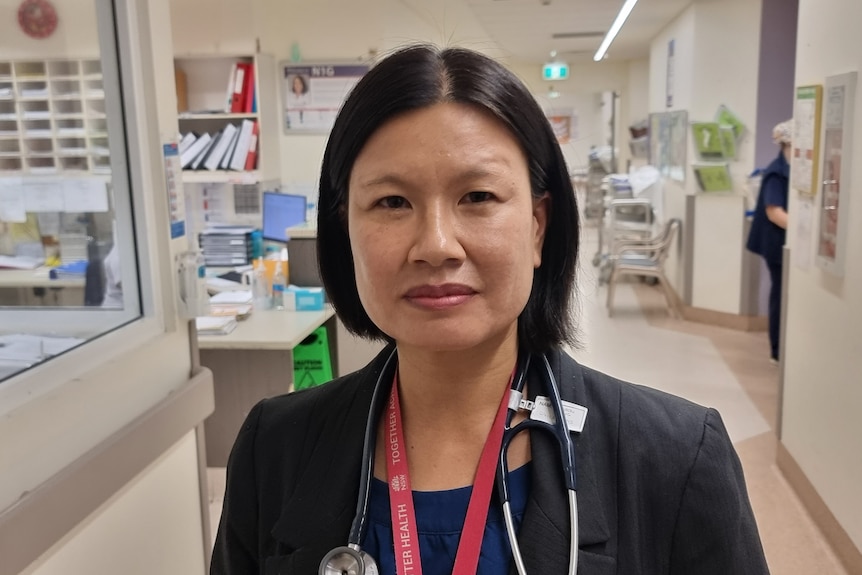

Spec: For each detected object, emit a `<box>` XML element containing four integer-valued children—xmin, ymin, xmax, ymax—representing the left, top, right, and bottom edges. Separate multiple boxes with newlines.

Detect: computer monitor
<box><xmin>262</xmin><ymin>192</ymin><xmax>307</xmax><ymax>243</ymax></box>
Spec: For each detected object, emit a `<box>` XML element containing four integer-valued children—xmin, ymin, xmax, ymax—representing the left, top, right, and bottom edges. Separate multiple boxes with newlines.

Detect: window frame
<box><xmin>0</xmin><ymin>0</ymin><xmax>185</xmax><ymax>415</ymax></box>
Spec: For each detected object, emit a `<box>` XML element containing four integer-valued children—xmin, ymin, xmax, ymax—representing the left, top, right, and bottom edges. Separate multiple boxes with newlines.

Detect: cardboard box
<box><xmin>175</xmin><ymin>68</ymin><xmax>188</xmax><ymax>113</ymax></box>
<box><xmin>285</xmin><ymin>286</ymin><xmax>324</xmax><ymax>311</ymax></box>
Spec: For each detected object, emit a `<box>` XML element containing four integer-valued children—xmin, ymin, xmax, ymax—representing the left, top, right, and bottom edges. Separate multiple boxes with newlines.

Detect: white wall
<box><xmin>20</xmin><ymin>432</ymin><xmax>205</xmax><ymax>575</ymax></box>
<box><xmin>2</xmin><ymin>0</ymin><xmax>208</xmax><ymax>572</ymax></box>
<box><xmin>510</xmin><ymin>59</ymin><xmax>632</xmax><ymax>172</ymax></box>
<box><xmin>0</xmin><ymin>0</ymin><xmax>99</xmax><ymax>58</ymax></box>
<box><xmin>168</xmin><ymin>0</ymin><xmax>642</xmax><ymax>184</ymax></box>
<box><xmin>782</xmin><ymin>0</ymin><xmax>862</xmax><ymax>551</ymax></box>
<box><xmin>648</xmin><ymin>6</ymin><xmax>696</xmax><ymax>296</ymax></box>
<box><xmin>647</xmin><ymin>1</ymin><xmax>763</xmax><ymax>313</ymax></box>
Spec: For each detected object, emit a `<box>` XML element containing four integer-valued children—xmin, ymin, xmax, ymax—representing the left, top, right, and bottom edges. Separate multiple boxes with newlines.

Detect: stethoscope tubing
<box><xmin>348</xmin><ymin>348</ymin><xmax>398</xmax><ymax>546</ymax></box>
<box><xmin>499</xmin><ymin>352</ymin><xmax>579</xmax><ymax>575</ymax></box>
<box><xmin>333</xmin><ymin>348</ymin><xmax>579</xmax><ymax>575</ymax></box>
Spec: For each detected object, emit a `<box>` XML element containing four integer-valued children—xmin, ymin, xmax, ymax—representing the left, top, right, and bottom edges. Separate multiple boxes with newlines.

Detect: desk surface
<box><xmin>0</xmin><ymin>268</ymin><xmax>85</xmax><ymax>289</ymax></box>
<box><xmin>286</xmin><ymin>221</ymin><xmax>317</xmax><ymax>240</ymax></box>
<box><xmin>197</xmin><ymin>305</ymin><xmax>335</xmax><ymax>350</ymax></box>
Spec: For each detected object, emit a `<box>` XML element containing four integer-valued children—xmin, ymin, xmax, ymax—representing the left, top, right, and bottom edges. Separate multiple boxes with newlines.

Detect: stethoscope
<box><xmin>319</xmin><ymin>348</ymin><xmax>580</xmax><ymax>575</ymax></box>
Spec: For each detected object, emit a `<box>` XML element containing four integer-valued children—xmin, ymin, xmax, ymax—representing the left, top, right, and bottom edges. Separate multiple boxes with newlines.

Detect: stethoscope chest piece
<box><xmin>320</xmin><ymin>545</ymin><xmax>380</xmax><ymax>575</ymax></box>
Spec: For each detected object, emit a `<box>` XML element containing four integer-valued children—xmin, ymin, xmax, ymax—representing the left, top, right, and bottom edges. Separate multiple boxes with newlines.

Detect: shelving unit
<box><xmin>173</xmin><ymin>54</ymin><xmax>279</xmax><ymax>184</ymax></box>
<box><xmin>0</xmin><ymin>58</ymin><xmax>109</xmax><ymax>175</ymax></box>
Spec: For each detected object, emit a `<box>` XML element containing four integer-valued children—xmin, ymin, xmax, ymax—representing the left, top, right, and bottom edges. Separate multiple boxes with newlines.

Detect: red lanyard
<box><xmin>386</xmin><ymin>371</ymin><xmax>513</xmax><ymax>575</ymax></box>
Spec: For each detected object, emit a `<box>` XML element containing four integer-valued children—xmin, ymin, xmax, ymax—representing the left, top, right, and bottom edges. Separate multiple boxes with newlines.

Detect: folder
<box><xmin>219</xmin><ymin>128</ymin><xmax>240</xmax><ymax>170</ymax></box>
<box><xmin>178</xmin><ymin>132</ymin><xmax>197</xmax><ymax>155</ymax></box>
<box><xmin>243</xmin><ymin>121</ymin><xmax>259</xmax><ymax>171</ymax></box>
<box><xmin>229</xmin><ymin>119</ymin><xmax>255</xmax><ymax>171</ymax></box>
<box><xmin>204</xmin><ymin>123</ymin><xmax>238</xmax><ymax>171</ymax></box>
<box><xmin>229</xmin><ymin>63</ymin><xmax>246</xmax><ymax>113</ymax></box>
<box><xmin>191</xmin><ymin>130</ymin><xmax>220</xmax><ymax>170</ymax></box>
<box><xmin>180</xmin><ymin>132</ymin><xmax>212</xmax><ymax>168</ymax></box>
<box><xmin>224</xmin><ymin>62</ymin><xmax>237</xmax><ymax>113</ymax></box>
<box><xmin>243</xmin><ymin>63</ymin><xmax>255</xmax><ymax>114</ymax></box>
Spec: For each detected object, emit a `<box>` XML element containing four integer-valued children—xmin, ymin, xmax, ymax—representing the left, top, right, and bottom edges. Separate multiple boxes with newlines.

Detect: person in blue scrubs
<box><xmin>747</xmin><ymin>120</ymin><xmax>792</xmax><ymax>362</ymax></box>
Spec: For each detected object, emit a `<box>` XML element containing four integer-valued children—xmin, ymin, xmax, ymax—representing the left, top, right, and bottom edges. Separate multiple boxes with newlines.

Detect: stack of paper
<box><xmin>209</xmin><ymin>289</ymin><xmax>253</xmax><ymax>319</ymax></box>
<box><xmin>210</xmin><ymin>290</ymin><xmax>253</xmax><ymax>305</ymax></box>
<box><xmin>0</xmin><ymin>255</ymin><xmax>43</xmax><ymax>270</ymax></box>
<box><xmin>195</xmin><ymin>316</ymin><xmax>237</xmax><ymax>336</ymax></box>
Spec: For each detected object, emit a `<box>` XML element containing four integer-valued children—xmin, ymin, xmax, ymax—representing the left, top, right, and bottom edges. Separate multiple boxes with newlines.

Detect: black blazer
<box><xmin>211</xmin><ymin>346</ymin><xmax>769</xmax><ymax>574</ymax></box>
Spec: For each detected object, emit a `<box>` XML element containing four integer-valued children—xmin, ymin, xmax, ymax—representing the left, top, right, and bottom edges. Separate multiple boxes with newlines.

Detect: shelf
<box><xmin>181</xmin><ymin>170</ymin><xmax>260</xmax><ymax>184</ymax></box>
<box><xmin>179</xmin><ymin>112</ymin><xmax>259</xmax><ymax>121</ymax></box>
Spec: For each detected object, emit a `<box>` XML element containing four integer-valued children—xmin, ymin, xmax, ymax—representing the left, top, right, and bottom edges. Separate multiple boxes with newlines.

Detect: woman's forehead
<box><xmin>351</xmin><ymin>103</ymin><xmax>527</xmax><ymax>175</ymax></box>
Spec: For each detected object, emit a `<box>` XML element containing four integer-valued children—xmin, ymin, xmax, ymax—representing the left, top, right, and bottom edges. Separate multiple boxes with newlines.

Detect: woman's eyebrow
<box><xmin>359</xmin><ymin>165</ymin><xmax>508</xmax><ymax>190</ymax></box>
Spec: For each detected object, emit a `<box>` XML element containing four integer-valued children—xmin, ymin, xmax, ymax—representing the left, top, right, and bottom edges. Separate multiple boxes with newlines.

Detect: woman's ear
<box><xmin>532</xmin><ymin>192</ymin><xmax>550</xmax><ymax>268</ymax></box>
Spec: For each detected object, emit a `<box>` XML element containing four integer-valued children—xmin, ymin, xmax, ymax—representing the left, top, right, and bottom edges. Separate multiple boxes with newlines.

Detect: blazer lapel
<box><xmin>268</xmin><ymin>346</ymin><xmax>397</xmax><ymax>574</ymax></box>
<box><xmin>514</xmin><ymin>349</ymin><xmax>615</xmax><ymax>573</ymax></box>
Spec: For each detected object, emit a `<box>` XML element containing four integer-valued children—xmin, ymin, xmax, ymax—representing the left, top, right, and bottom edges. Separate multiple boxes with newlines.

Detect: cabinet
<box><xmin>0</xmin><ymin>58</ymin><xmax>109</xmax><ymax>175</ymax></box>
<box><xmin>173</xmin><ymin>54</ymin><xmax>279</xmax><ymax>185</ymax></box>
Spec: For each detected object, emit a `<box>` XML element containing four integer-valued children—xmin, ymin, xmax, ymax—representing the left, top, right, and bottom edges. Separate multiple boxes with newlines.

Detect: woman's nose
<box><xmin>407</xmin><ymin>206</ymin><xmax>465</xmax><ymax>266</ymax></box>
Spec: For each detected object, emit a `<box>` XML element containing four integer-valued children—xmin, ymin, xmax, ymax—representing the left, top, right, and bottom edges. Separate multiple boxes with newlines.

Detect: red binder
<box><xmin>244</xmin><ymin>121</ymin><xmax>259</xmax><ymax>171</ymax></box>
<box><xmin>243</xmin><ymin>63</ymin><xmax>255</xmax><ymax>114</ymax></box>
<box><xmin>230</xmin><ymin>62</ymin><xmax>247</xmax><ymax>113</ymax></box>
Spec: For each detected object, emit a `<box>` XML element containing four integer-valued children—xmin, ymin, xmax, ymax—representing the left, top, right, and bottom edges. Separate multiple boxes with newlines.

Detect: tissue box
<box><xmin>285</xmin><ymin>286</ymin><xmax>325</xmax><ymax>311</ymax></box>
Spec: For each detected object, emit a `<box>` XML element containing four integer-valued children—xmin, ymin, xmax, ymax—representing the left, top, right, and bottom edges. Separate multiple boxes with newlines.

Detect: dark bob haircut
<box><xmin>317</xmin><ymin>44</ymin><xmax>579</xmax><ymax>353</ymax></box>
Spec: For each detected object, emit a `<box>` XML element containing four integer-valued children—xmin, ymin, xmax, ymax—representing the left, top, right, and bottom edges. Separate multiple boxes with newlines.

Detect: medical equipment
<box><xmin>319</xmin><ymin>349</ymin><xmax>581</xmax><ymax>575</ymax></box>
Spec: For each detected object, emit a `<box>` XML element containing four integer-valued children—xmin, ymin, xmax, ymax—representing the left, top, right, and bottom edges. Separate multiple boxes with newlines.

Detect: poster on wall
<box><xmin>649</xmin><ymin>110</ymin><xmax>688</xmax><ymax>182</ymax></box>
<box><xmin>792</xmin><ymin>85</ymin><xmax>823</xmax><ymax>195</ymax></box>
<box><xmin>281</xmin><ymin>63</ymin><xmax>370</xmax><ymax>133</ymax></box>
<box><xmin>163</xmin><ymin>142</ymin><xmax>185</xmax><ymax>239</ymax></box>
<box><xmin>547</xmin><ymin>116</ymin><xmax>571</xmax><ymax>144</ymax></box>
<box><xmin>816</xmin><ymin>71</ymin><xmax>856</xmax><ymax>277</ymax></box>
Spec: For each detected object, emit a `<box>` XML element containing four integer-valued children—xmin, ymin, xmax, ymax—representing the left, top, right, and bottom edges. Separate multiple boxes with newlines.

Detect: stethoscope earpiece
<box><xmin>319</xmin><ymin>545</ymin><xmax>380</xmax><ymax>575</ymax></box>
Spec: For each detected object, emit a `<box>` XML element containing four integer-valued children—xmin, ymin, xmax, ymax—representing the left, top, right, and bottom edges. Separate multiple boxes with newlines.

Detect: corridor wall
<box><xmin>780</xmin><ymin>0</ymin><xmax>862</xmax><ymax>569</ymax></box>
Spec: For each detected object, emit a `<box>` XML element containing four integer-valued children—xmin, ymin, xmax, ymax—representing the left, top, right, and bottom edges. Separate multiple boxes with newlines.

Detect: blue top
<box><xmin>362</xmin><ymin>463</ymin><xmax>531</xmax><ymax>575</ymax></box>
<box><xmin>746</xmin><ymin>151</ymin><xmax>789</xmax><ymax>265</ymax></box>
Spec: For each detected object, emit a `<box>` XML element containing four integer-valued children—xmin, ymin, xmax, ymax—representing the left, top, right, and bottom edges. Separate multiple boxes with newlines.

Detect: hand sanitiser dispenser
<box><xmin>176</xmin><ymin>250</ymin><xmax>211</xmax><ymax>319</ymax></box>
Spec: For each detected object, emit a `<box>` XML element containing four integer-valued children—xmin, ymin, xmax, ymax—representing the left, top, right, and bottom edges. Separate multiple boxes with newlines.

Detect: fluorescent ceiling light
<box><xmin>593</xmin><ymin>0</ymin><xmax>639</xmax><ymax>62</ymax></box>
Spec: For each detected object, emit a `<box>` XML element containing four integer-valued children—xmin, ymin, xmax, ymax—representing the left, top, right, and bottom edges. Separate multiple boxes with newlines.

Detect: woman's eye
<box><xmin>378</xmin><ymin>196</ymin><xmax>408</xmax><ymax>209</ymax></box>
<box><xmin>464</xmin><ymin>191</ymin><xmax>494</xmax><ymax>203</ymax></box>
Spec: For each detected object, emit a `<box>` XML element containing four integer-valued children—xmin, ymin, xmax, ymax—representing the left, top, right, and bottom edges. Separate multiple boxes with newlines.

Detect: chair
<box><xmin>606</xmin><ymin>218</ymin><xmax>681</xmax><ymax>318</ymax></box>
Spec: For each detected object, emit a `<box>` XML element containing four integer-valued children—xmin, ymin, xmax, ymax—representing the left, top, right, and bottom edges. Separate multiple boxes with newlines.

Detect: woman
<box><xmin>288</xmin><ymin>74</ymin><xmax>310</xmax><ymax>108</ymax></box>
<box><xmin>212</xmin><ymin>45</ymin><xmax>769</xmax><ymax>574</ymax></box>
<box><xmin>747</xmin><ymin>120</ymin><xmax>792</xmax><ymax>363</ymax></box>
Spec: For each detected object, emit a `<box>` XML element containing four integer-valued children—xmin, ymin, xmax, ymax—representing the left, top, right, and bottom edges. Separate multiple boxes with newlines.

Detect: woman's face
<box><xmin>292</xmin><ymin>76</ymin><xmax>303</xmax><ymax>94</ymax></box>
<box><xmin>347</xmin><ymin>102</ymin><xmax>548</xmax><ymax>353</ymax></box>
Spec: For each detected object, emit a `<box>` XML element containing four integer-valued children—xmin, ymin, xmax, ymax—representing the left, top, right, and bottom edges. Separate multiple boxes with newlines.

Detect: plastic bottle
<box><xmin>252</xmin><ymin>257</ymin><xmax>270</xmax><ymax>311</ymax></box>
<box><xmin>271</xmin><ymin>258</ymin><xmax>286</xmax><ymax>311</ymax></box>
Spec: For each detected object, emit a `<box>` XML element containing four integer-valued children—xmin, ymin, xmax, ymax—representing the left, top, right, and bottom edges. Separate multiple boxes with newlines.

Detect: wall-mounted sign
<box><xmin>816</xmin><ymin>71</ymin><xmax>856</xmax><ymax>277</ymax></box>
<box><xmin>542</xmin><ymin>61</ymin><xmax>569</xmax><ymax>81</ymax></box>
<box><xmin>281</xmin><ymin>63</ymin><xmax>370</xmax><ymax>133</ymax></box>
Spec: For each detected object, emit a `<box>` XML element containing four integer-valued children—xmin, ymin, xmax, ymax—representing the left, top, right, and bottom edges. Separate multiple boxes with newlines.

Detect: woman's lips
<box><xmin>404</xmin><ymin>284</ymin><xmax>476</xmax><ymax>309</ymax></box>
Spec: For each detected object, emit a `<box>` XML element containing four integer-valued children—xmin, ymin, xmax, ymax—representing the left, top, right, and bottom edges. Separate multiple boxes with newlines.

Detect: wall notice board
<box><xmin>281</xmin><ymin>63</ymin><xmax>369</xmax><ymax>133</ymax></box>
<box><xmin>649</xmin><ymin>110</ymin><xmax>688</xmax><ymax>183</ymax></box>
<box><xmin>792</xmin><ymin>85</ymin><xmax>823</xmax><ymax>195</ymax></box>
<box><xmin>816</xmin><ymin>71</ymin><xmax>856</xmax><ymax>277</ymax></box>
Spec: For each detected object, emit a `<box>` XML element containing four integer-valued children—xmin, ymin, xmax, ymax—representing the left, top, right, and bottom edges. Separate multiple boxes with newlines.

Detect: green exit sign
<box><xmin>543</xmin><ymin>62</ymin><xmax>569</xmax><ymax>80</ymax></box>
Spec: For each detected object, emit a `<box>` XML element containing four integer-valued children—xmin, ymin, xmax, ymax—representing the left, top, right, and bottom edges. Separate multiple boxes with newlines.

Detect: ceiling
<box><xmin>464</xmin><ymin>0</ymin><xmax>693</xmax><ymax>63</ymax></box>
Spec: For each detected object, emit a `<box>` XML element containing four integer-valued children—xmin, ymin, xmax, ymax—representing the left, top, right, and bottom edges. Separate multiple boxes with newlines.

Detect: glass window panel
<box><xmin>0</xmin><ymin>0</ymin><xmax>140</xmax><ymax>383</ymax></box>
